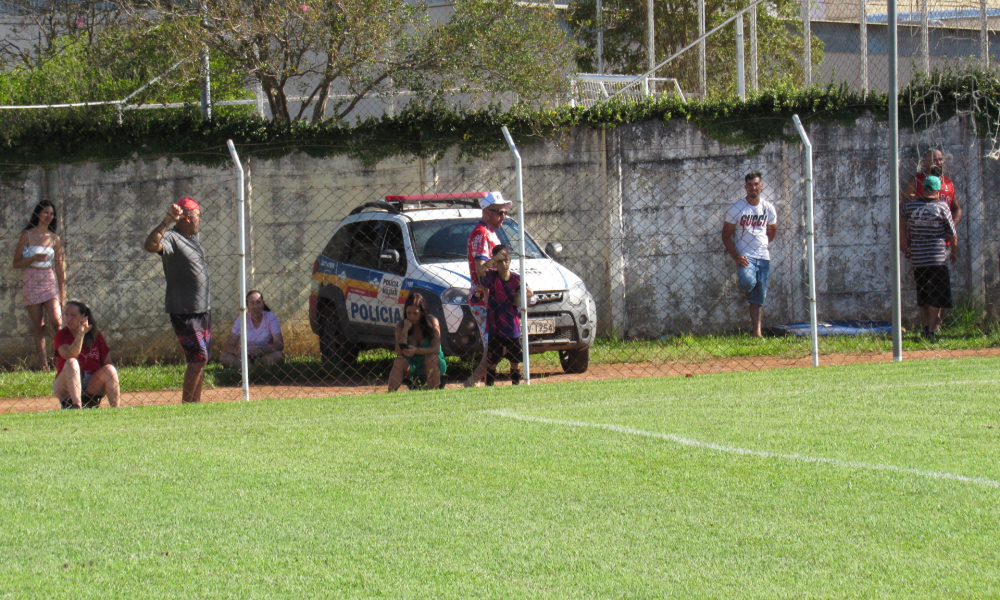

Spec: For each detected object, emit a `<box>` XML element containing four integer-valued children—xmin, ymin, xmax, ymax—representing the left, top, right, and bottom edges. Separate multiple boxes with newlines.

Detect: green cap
<box><xmin>923</xmin><ymin>175</ymin><xmax>942</xmax><ymax>192</ymax></box>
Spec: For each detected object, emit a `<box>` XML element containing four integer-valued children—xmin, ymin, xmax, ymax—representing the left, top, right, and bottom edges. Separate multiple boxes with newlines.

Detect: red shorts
<box><xmin>170</xmin><ymin>312</ymin><xmax>213</xmax><ymax>363</ymax></box>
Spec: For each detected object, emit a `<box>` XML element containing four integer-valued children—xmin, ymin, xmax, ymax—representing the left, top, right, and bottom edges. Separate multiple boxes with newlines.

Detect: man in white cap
<box><xmin>466</xmin><ymin>191</ymin><xmax>511</xmax><ymax>386</ymax></box>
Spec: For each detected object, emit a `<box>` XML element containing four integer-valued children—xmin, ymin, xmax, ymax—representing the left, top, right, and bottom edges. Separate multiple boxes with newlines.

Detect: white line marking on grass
<box><xmin>485</xmin><ymin>410</ymin><xmax>1000</xmax><ymax>488</ymax></box>
<box><xmin>862</xmin><ymin>378</ymin><xmax>1000</xmax><ymax>391</ymax></box>
<box><xmin>530</xmin><ymin>378</ymin><xmax>1000</xmax><ymax>413</ymax></box>
<box><xmin>524</xmin><ymin>379</ymin><xmax>1000</xmax><ymax>409</ymax></box>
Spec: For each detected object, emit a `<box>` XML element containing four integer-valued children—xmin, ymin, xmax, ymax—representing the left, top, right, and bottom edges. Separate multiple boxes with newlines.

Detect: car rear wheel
<box><xmin>559</xmin><ymin>347</ymin><xmax>590</xmax><ymax>374</ymax></box>
<box><xmin>320</xmin><ymin>309</ymin><xmax>358</xmax><ymax>371</ymax></box>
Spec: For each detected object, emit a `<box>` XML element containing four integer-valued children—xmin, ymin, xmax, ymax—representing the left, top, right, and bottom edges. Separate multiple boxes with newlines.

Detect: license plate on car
<box><xmin>527</xmin><ymin>318</ymin><xmax>556</xmax><ymax>336</ymax></box>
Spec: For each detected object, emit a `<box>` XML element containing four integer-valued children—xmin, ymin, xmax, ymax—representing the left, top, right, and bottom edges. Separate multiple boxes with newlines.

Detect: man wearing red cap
<box><xmin>144</xmin><ymin>198</ymin><xmax>212</xmax><ymax>403</ymax></box>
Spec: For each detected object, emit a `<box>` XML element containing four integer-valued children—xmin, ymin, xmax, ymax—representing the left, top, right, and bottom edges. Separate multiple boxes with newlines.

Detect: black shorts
<box><xmin>60</xmin><ymin>372</ymin><xmax>104</xmax><ymax>409</ymax></box>
<box><xmin>170</xmin><ymin>312</ymin><xmax>213</xmax><ymax>363</ymax></box>
<box><xmin>488</xmin><ymin>335</ymin><xmax>523</xmax><ymax>365</ymax></box>
<box><xmin>60</xmin><ymin>393</ymin><xmax>104</xmax><ymax>409</ymax></box>
<box><xmin>914</xmin><ymin>265</ymin><xmax>952</xmax><ymax>308</ymax></box>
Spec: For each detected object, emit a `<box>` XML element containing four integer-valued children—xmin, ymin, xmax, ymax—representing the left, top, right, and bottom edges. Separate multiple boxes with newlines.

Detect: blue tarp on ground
<box><xmin>773</xmin><ymin>320</ymin><xmax>893</xmax><ymax>337</ymax></box>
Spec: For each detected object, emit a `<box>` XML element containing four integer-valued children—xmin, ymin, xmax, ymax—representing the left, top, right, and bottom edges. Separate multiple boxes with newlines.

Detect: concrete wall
<box><xmin>2</xmin><ymin>115</ymin><xmax>996</xmax><ymax>366</ymax></box>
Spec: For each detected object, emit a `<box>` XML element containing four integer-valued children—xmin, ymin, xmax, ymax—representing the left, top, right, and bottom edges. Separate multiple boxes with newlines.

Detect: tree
<box><xmin>0</xmin><ymin>0</ymin><xmax>247</xmax><ymax>107</ymax></box>
<box><xmin>566</xmin><ymin>0</ymin><xmax>822</xmax><ymax>97</ymax></box>
<box><xmin>124</xmin><ymin>0</ymin><xmax>576</xmax><ymax>123</ymax></box>
<box><xmin>0</xmin><ymin>0</ymin><xmax>125</xmax><ymax>70</ymax></box>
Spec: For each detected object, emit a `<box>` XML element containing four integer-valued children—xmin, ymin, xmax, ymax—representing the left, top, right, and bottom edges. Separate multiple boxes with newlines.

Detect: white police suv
<box><xmin>309</xmin><ymin>193</ymin><xmax>596</xmax><ymax>373</ymax></box>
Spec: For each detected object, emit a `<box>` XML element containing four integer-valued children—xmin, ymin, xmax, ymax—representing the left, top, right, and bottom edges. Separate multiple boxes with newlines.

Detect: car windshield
<box><xmin>411</xmin><ymin>218</ymin><xmax>545</xmax><ymax>263</ymax></box>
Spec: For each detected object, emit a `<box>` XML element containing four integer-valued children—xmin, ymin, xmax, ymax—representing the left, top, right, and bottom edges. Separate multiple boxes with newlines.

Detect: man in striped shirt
<box><xmin>900</xmin><ymin>175</ymin><xmax>958</xmax><ymax>338</ymax></box>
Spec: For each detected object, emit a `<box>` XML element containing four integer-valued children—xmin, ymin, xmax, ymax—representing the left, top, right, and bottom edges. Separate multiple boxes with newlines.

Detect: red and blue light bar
<box><xmin>384</xmin><ymin>193</ymin><xmax>487</xmax><ymax>202</ymax></box>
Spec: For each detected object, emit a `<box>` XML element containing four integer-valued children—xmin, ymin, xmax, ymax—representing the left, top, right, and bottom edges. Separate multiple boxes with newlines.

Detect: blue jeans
<box><xmin>737</xmin><ymin>257</ymin><xmax>770</xmax><ymax>306</ymax></box>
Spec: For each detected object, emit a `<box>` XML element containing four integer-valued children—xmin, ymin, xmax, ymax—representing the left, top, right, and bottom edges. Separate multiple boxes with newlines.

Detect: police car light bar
<box><xmin>384</xmin><ymin>193</ymin><xmax>487</xmax><ymax>202</ymax></box>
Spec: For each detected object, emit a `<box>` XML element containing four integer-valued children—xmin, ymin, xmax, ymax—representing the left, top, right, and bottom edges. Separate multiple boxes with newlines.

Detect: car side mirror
<box><xmin>380</xmin><ymin>249</ymin><xmax>400</xmax><ymax>265</ymax></box>
<box><xmin>545</xmin><ymin>242</ymin><xmax>563</xmax><ymax>258</ymax></box>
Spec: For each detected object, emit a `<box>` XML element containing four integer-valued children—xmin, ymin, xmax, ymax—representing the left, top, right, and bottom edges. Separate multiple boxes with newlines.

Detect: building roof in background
<box><xmin>867</xmin><ymin>7</ymin><xmax>1000</xmax><ymax>22</ymax></box>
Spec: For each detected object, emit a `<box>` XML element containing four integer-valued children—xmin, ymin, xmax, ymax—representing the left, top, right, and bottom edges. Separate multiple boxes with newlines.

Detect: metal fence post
<box><xmin>793</xmin><ymin>115</ymin><xmax>819</xmax><ymax>366</ymax></box>
<box><xmin>501</xmin><ymin>126</ymin><xmax>531</xmax><ymax>384</ymax></box>
<box><xmin>921</xmin><ymin>0</ymin><xmax>930</xmax><ymax>75</ymax></box>
<box><xmin>889</xmin><ymin>0</ymin><xmax>902</xmax><ymax>361</ymax></box>
<box><xmin>981</xmin><ymin>0</ymin><xmax>989</xmax><ymax>70</ymax></box>
<box><xmin>597</xmin><ymin>0</ymin><xmax>604</xmax><ymax>74</ymax></box>
<box><xmin>736</xmin><ymin>14</ymin><xmax>746</xmax><ymax>100</ymax></box>
<box><xmin>699</xmin><ymin>0</ymin><xmax>706</xmax><ymax>96</ymax></box>
<box><xmin>227</xmin><ymin>140</ymin><xmax>250</xmax><ymax>400</ymax></box>
<box><xmin>802</xmin><ymin>0</ymin><xmax>812</xmax><ymax>87</ymax></box>
<box><xmin>647</xmin><ymin>0</ymin><xmax>655</xmax><ymax>95</ymax></box>
<box><xmin>749</xmin><ymin>5</ymin><xmax>758</xmax><ymax>92</ymax></box>
<box><xmin>200</xmin><ymin>47</ymin><xmax>212</xmax><ymax>121</ymax></box>
<box><xmin>860</xmin><ymin>0</ymin><xmax>868</xmax><ymax>94</ymax></box>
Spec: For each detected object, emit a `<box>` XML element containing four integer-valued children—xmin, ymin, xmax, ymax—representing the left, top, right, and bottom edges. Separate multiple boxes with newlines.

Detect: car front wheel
<box><xmin>559</xmin><ymin>347</ymin><xmax>590</xmax><ymax>374</ymax></box>
<box><xmin>320</xmin><ymin>309</ymin><xmax>358</xmax><ymax>371</ymax></box>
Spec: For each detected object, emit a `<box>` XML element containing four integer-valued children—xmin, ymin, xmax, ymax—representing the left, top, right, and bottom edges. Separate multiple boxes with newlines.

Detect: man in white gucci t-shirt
<box><xmin>721</xmin><ymin>171</ymin><xmax>778</xmax><ymax>338</ymax></box>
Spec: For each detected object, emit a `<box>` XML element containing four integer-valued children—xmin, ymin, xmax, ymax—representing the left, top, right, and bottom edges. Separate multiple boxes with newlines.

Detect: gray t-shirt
<box><xmin>159</xmin><ymin>229</ymin><xmax>211</xmax><ymax>314</ymax></box>
<box><xmin>901</xmin><ymin>198</ymin><xmax>956</xmax><ymax>267</ymax></box>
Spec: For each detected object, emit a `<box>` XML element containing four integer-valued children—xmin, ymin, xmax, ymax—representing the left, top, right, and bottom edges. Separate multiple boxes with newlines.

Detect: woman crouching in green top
<box><xmin>388</xmin><ymin>292</ymin><xmax>446</xmax><ymax>391</ymax></box>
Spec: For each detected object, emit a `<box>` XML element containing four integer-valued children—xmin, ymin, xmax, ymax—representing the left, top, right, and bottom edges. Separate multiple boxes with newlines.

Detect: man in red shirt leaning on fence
<box><xmin>466</xmin><ymin>191</ymin><xmax>510</xmax><ymax>387</ymax></box>
<box><xmin>900</xmin><ymin>148</ymin><xmax>962</xmax><ymax>227</ymax></box>
<box><xmin>900</xmin><ymin>175</ymin><xmax>958</xmax><ymax>338</ymax></box>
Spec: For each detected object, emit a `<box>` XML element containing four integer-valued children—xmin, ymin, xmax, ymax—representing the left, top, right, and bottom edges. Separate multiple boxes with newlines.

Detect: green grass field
<box><xmin>3</xmin><ymin>326</ymin><xmax>998</xmax><ymax>398</ymax></box>
<box><xmin>1</xmin><ymin>358</ymin><xmax>999</xmax><ymax>598</ymax></box>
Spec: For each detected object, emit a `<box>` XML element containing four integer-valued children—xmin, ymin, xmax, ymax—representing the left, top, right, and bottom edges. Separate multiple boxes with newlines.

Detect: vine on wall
<box><xmin>1</xmin><ymin>68</ymin><xmax>996</xmax><ymax>177</ymax></box>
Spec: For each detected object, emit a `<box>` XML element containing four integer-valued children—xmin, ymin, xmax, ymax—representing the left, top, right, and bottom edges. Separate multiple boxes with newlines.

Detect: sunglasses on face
<box><xmin>488</xmin><ymin>208</ymin><xmax>507</xmax><ymax>215</ymax></box>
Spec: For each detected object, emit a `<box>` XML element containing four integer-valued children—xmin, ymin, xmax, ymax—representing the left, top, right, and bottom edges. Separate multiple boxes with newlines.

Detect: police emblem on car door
<box><xmin>343</xmin><ymin>220</ymin><xmax>408</xmax><ymax>334</ymax></box>
<box><xmin>375</xmin><ymin>221</ymin><xmax>408</xmax><ymax>329</ymax></box>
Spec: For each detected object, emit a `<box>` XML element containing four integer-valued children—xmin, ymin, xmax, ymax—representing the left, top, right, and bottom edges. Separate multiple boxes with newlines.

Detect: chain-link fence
<box><xmin>0</xmin><ymin>169</ymin><xmax>246</xmax><ymax>410</ymax></box>
<box><xmin>3</xmin><ymin>111</ymin><xmax>998</xmax><ymax>411</ymax></box>
<box><xmin>624</xmin><ymin>0</ymin><xmax>1000</xmax><ymax>99</ymax></box>
<box><xmin>6</xmin><ymin>0</ymin><xmax>1000</xmax><ymax>410</ymax></box>
<box><xmin>809</xmin><ymin>0</ymin><xmax>996</xmax><ymax>93</ymax></box>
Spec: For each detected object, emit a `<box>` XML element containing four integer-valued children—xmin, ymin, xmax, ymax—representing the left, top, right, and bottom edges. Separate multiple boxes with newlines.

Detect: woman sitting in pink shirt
<box><xmin>220</xmin><ymin>290</ymin><xmax>285</xmax><ymax>368</ymax></box>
